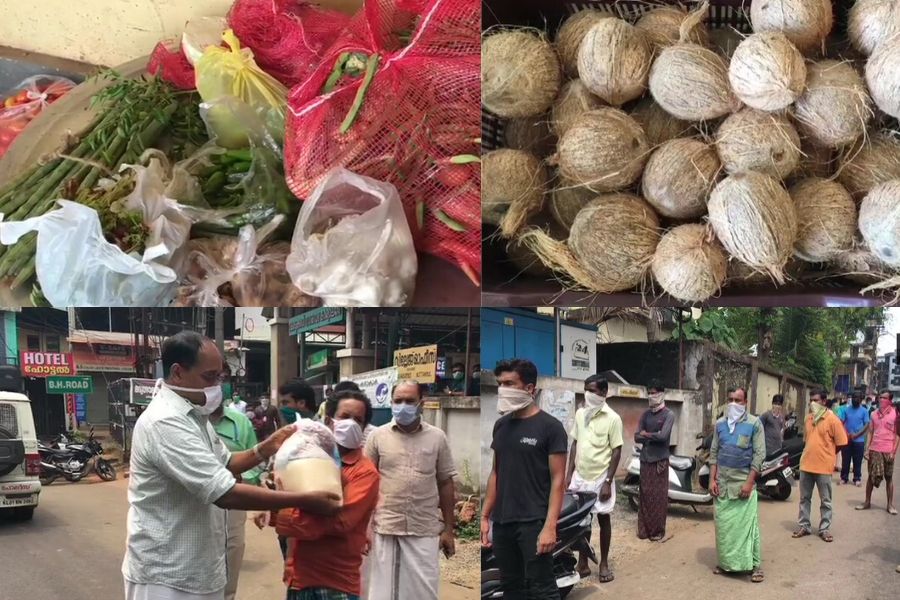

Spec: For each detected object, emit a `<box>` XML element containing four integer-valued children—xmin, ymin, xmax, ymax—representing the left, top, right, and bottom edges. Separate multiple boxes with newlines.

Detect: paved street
<box><xmin>571</xmin><ymin>465</ymin><xmax>900</xmax><ymax>600</ymax></box>
<box><xmin>0</xmin><ymin>475</ymin><xmax>474</xmax><ymax>600</ymax></box>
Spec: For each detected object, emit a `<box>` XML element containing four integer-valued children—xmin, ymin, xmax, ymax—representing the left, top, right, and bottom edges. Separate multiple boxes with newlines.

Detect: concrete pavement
<box><xmin>0</xmin><ymin>475</ymin><xmax>473</xmax><ymax>600</ymax></box>
<box><xmin>570</xmin><ymin>469</ymin><xmax>899</xmax><ymax>600</ymax></box>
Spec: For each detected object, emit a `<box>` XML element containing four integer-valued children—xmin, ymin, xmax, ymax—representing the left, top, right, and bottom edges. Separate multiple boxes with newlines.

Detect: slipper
<box><xmin>889</xmin><ymin>507</ymin><xmax>898</xmax><ymax>515</ymax></box>
<box><xmin>855</xmin><ymin>504</ymin><xmax>871</xmax><ymax>510</ymax></box>
<box><xmin>598</xmin><ymin>571</ymin><xmax>615</xmax><ymax>583</ymax></box>
<box><xmin>819</xmin><ymin>531</ymin><xmax>834</xmax><ymax>543</ymax></box>
<box><xmin>751</xmin><ymin>569</ymin><xmax>765</xmax><ymax>583</ymax></box>
<box><xmin>792</xmin><ymin>529</ymin><xmax>811</xmax><ymax>538</ymax></box>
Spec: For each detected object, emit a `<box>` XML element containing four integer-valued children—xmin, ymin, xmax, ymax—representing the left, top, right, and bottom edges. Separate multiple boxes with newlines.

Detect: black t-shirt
<box><xmin>491</xmin><ymin>409</ymin><xmax>569</xmax><ymax>524</ymax></box>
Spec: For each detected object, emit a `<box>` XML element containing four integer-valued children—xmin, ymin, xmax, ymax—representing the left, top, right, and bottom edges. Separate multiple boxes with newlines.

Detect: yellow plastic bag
<box><xmin>196</xmin><ymin>29</ymin><xmax>288</xmax><ymax>148</ymax></box>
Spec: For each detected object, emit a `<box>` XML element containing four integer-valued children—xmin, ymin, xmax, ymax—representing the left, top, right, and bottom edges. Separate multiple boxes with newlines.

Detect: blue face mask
<box><xmin>392</xmin><ymin>402</ymin><xmax>420</xmax><ymax>426</ymax></box>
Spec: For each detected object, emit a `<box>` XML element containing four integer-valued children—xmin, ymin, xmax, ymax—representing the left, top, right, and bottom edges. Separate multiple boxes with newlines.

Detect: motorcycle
<box><xmin>756</xmin><ymin>450</ymin><xmax>794</xmax><ymax>501</ymax></box>
<box><xmin>781</xmin><ymin>413</ymin><xmax>805</xmax><ymax>478</ymax></box>
<box><xmin>621</xmin><ymin>433</ymin><xmax>714</xmax><ymax>511</ymax></box>
<box><xmin>38</xmin><ymin>426</ymin><xmax>116</xmax><ymax>485</ymax></box>
<box><xmin>481</xmin><ymin>491</ymin><xmax>598</xmax><ymax>599</ymax></box>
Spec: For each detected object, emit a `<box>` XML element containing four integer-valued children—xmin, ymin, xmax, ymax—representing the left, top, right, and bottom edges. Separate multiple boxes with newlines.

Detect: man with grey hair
<box><xmin>364</xmin><ymin>380</ymin><xmax>458</xmax><ymax>600</ymax></box>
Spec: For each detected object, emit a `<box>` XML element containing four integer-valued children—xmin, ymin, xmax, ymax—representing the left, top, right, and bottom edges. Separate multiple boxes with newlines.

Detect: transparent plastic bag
<box><xmin>195</xmin><ymin>29</ymin><xmax>288</xmax><ymax>148</ymax></box>
<box><xmin>286</xmin><ymin>168</ymin><xmax>418</xmax><ymax>306</ymax></box>
<box><xmin>0</xmin><ymin>75</ymin><xmax>76</xmax><ymax>156</ymax></box>
<box><xmin>273</xmin><ymin>419</ymin><xmax>343</xmax><ymax>501</ymax></box>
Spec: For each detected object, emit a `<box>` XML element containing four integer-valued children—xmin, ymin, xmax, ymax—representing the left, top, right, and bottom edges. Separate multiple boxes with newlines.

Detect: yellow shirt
<box><xmin>571</xmin><ymin>404</ymin><xmax>625</xmax><ymax>480</ymax></box>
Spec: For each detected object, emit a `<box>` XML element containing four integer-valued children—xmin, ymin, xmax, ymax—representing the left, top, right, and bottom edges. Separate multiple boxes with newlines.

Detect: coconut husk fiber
<box><xmin>832</xmin><ymin>244</ymin><xmax>895</xmax><ymax>286</ymax></box>
<box><xmin>505</xmin><ymin>213</ymin><xmax>568</xmax><ymax>278</ymax></box>
<box><xmin>554</xmin><ymin>108</ymin><xmax>650</xmax><ymax>192</ymax></box>
<box><xmin>790</xmin><ymin>177</ymin><xmax>857</xmax><ymax>263</ymax></box>
<box><xmin>715</xmin><ymin>108</ymin><xmax>801</xmax><ymax>179</ymax></box>
<box><xmin>728</xmin><ymin>32</ymin><xmax>806</xmax><ymax>112</ymax></box>
<box><xmin>858</xmin><ymin>180</ymin><xmax>900</xmax><ymax>267</ymax></box>
<box><xmin>708</xmin><ymin>26</ymin><xmax>746</xmax><ymax>59</ymax></box>
<box><xmin>707</xmin><ymin>171</ymin><xmax>798</xmax><ymax>283</ymax></box>
<box><xmin>642</xmin><ymin>137</ymin><xmax>721</xmax><ymax>220</ymax></box>
<box><xmin>482</xmin><ymin>149</ymin><xmax>548</xmax><ymax>239</ymax></box>
<box><xmin>837</xmin><ymin>131</ymin><xmax>900</xmax><ymax>200</ymax></box>
<box><xmin>520</xmin><ymin>194</ymin><xmax>660</xmax><ymax>293</ymax></box>
<box><xmin>866</xmin><ymin>36</ymin><xmax>900</xmax><ymax>119</ymax></box>
<box><xmin>482</xmin><ymin>29</ymin><xmax>561</xmax><ymax>119</ymax></box>
<box><xmin>549</xmin><ymin>179</ymin><xmax>597</xmax><ymax>232</ymax></box>
<box><xmin>794</xmin><ymin>60</ymin><xmax>873</xmax><ymax>149</ymax></box>
<box><xmin>849</xmin><ymin>0</ymin><xmax>900</xmax><ymax>57</ymax></box>
<box><xmin>504</xmin><ymin>114</ymin><xmax>557</xmax><ymax>158</ymax></box>
<box><xmin>651</xmin><ymin>223</ymin><xmax>727</xmax><ymax>302</ymax></box>
<box><xmin>630</xmin><ymin>97</ymin><xmax>693</xmax><ymax>146</ymax></box>
<box><xmin>551</xmin><ymin>79</ymin><xmax>606</xmax><ymax>138</ymax></box>
<box><xmin>649</xmin><ymin>41</ymin><xmax>742</xmax><ymax>121</ymax></box>
<box><xmin>577</xmin><ymin>18</ymin><xmax>653</xmax><ymax>106</ymax></box>
<box><xmin>793</xmin><ymin>136</ymin><xmax>837</xmax><ymax>181</ymax></box>
<box><xmin>750</xmin><ymin>0</ymin><xmax>834</xmax><ymax>55</ymax></box>
<box><xmin>636</xmin><ymin>6</ymin><xmax>709</xmax><ymax>49</ymax></box>
<box><xmin>726</xmin><ymin>256</ymin><xmax>808</xmax><ymax>288</ymax></box>
<box><xmin>556</xmin><ymin>9</ymin><xmax>614</xmax><ymax>78</ymax></box>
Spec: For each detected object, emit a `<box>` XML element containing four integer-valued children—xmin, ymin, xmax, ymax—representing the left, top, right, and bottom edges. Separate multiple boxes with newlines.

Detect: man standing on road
<box><xmin>276</xmin><ymin>390</ymin><xmax>381</xmax><ymax>600</ymax></box>
<box><xmin>634</xmin><ymin>383</ymin><xmax>675</xmax><ymax>542</ymax></box>
<box><xmin>482</xmin><ymin>358</ymin><xmax>568</xmax><ymax>600</ymax></box>
<box><xmin>279</xmin><ymin>379</ymin><xmax>318</xmax><ymax>423</ymax></box>
<box><xmin>793</xmin><ymin>390</ymin><xmax>848</xmax><ymax>543</ymax></box>
<box><xmin>365</xmin><ymin>380</ymin><xmax>458</xmax><ymax>600</ymax></box>
<box><xmin>124</xmin><ymin>331</ymin><xmax>340</xmax><ymax>600</ymax></box>
<box><xmin>565</xmin><ymin>375</ymin><xmax>623</xmax><ymax>583</ymax></box>
<box><xmin>709</xmin><ymin>387</ymin><xmax>765</xmax><ymax>583</ymax></box>
<box><xmin>856</xmin><ymin>390</ymin><xmax>898</xmax><ymax>514</ymax></box>
<box><xmin>840</xmin><ymin>393</ymin><xmax>869</xmax><ymax>487</ymax></box>
<box><xmin>759</xmin><ymin>395</ymin><xmax>786</xmax><ymax>457</ymax></box>
<box><xmin>209</xmin><ymin>401</ymin><xmax>262</xmax><ymax>600</ymax></box>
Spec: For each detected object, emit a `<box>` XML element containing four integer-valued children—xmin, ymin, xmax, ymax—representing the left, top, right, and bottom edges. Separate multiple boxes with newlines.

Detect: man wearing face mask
<box><xmin>565</xmin><ymin>375</ymin><xmax>623</xmax><ymax>582</ymax></box>
<box><xmin>793</xmin><ymin>390</ymin><xmax>847</xmax><ymax>543</ymax></box>
<box><xmin>364</xmin><ymin>381</ymin><xmax>458</xmax><ymax>600</ymax></box>
<box><xmin>124</xmin><ymin>331</ymin><xmax>341</xmax><ymax>600</ymax></box>
<box><xmin>467</xmin><ymin>364</ymin><xmax>481</xmax><ymax>396</ymax></box>
<box><xmin>482</xmin><ymin>359</ymin><xmax>568</xmax><ymax>600</ymax></box>
<box><xmin>447</xmin><ymin>362</ymin><xmax>467</xmax><ymax>395</ymax></box>
<box><xmin>634</xmin><ymin>383</ymin><xmax>675</xmax><ymax>542</ymax></box>
<box><xmin>278</xmin><ymin>379</ymin><xmax>318</xmax><ymax>424</ymax></box>
<box><xmin>759</xmin><ymin>395</ymin><xmax>786</xmax><ymax>457</ymax></box>
<box><xmin>709</xmin><ymin>387</ymin><xmax>766</xmax><ymax>583</ymax></box>
<box><xmin>276</xmin><ymin>390</ymin><xmax>380</xmax><ymax>600</ymax></box>
<box><xmin>856</xmin><ymin>390</ymin><xmax>898</xmax><ymax>514</ymax></box>
<box><xmin>840</xmin><ymin>392</ymin><xmax>869</xmax><ymax>486</ymax></box>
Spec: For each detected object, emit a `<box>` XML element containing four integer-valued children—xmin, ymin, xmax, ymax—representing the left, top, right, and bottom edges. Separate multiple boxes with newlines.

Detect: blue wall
<box><xmin>481</xmin><ymin>309</ymin><xmax>559</xmax><ymax>376</ymax></box>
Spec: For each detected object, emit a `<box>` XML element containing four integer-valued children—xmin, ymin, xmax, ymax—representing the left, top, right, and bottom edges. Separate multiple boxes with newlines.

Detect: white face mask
<box><xmin>649</xmin><ymin>392</ymin><xmax>664</xmax><ymax>409</ymax></box>
<box><xmin>584</xmin><ymin>391</ymin><xmax>606</xmax><ymax>409</ymax></box>
<box><xmin>497</xmin><ymin>387</ymin><xmax>534</xmax><ymax>415</ymax></box>
<box><xmin>726</xmin><ymin>401</ymin><xmax>745</xmax><ymax>431</ymax></box>
<box><xmin>164</xmin><ymin>380</ymin><xmax>224</xmax><ymax>416</ymax></box>
<box><xmin>333</xmin><ymin>418</ymin><xmax>363</xmax><ymax>450</ymax></box>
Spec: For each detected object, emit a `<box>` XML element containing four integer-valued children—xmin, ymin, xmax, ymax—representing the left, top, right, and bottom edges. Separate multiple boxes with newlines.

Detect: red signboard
<box><xmin>20</xmin><ymin>352</ymin><xmax>77</xmax><ymax>377</ymax></box>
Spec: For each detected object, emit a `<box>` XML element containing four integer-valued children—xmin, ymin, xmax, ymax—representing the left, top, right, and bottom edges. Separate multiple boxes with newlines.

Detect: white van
<box><xmin>0</xmin><ymin>390</ymin><xmax>42</xmax><ymax>520</ymax></box>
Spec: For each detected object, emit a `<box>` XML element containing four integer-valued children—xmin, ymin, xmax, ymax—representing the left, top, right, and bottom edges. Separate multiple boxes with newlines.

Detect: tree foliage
<box><xmin>671</xmin><ymin>308</ymin><xmax>886</xmax><ymax>388</ymax></box>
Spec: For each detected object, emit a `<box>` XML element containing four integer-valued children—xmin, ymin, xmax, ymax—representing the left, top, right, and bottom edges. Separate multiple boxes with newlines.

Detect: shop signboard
<box><xmin>393</xmin><ymin>344</ymin><xmax>438</xmax><ymax>383</ymax></box>
<box><xmin>289</xmin><ymin>307</ymin><xmax>344</xmax><ymax>336</ymax></box>
<box><xmin>71</xmin><ymin>342</ymin><xmax>135</xmax><ymax>372</ymax></box>
<box><xmin>75</xmin><ymin>393</ymin><xmax>87</xmax><ymax>422</ymax></box>
<box><xmin>559</xmin><ymin>324</ymin><xmax>596</xmax><ymax>380</ymax></box>
<box><xmin>20</xmin><ymin>352</ymin><xmax>76</xmax><ymax>377</ymax></box>
<box><xmin>46</xmin><ymin>375</ymin><xmax>93</xmax><ymax>394</ymax></box>
<box><xmin>307</xmin><ymin>349</ymin><xmax>329</xmax><ymax>370</ymax></box>
<box><xmin>347</xmin><ymin>367</ymin><xmax>398</xmax><ymax>409</ymax></box>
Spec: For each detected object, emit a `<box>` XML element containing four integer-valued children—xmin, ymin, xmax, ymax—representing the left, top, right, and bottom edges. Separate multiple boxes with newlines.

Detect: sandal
<box><xmin>888</xmin><ymin>507</ymin><xmax>898</xmax><ymax>515</ymax></box>
<box><xmin>819</xmin><ymin>531</ymin><xmax>834</xmax><ymax>543</ymax></box>
<box><xmin>598</xmin><ymin>570</ymin><xmax>615</xmax><ymax>583</ymax></box>
<box><xmin>792</xmin><ymin>529</ymin><xmax>811</xmax><ymax>538</ymax></box>
<box><xmin>855</xmin><ymin>504</ymin><xmax>871</xmax><ymax>510</ymax></box>
<box><xmin>751</xmin><ymin>569</ymin><xmax>765</xmax><ymax>583</ymax></box>
<box><xmin>713</xmin><ymin>566</ymin><xmax>726</xmax><ymax>575</ymax></box>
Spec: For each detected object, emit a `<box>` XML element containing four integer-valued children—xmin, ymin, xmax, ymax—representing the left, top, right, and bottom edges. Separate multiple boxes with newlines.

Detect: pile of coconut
<box><xmin>481</xmin><ymin>0</ymin><xmax>900</xmax><ymax>303</ymax></box>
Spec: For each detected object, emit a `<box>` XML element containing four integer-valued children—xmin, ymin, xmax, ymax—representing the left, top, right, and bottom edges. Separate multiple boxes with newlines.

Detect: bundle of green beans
<box><xmin>0</xmin><ymin>73</ymin><xmax>207</xmax><ymax>292</ymax></box>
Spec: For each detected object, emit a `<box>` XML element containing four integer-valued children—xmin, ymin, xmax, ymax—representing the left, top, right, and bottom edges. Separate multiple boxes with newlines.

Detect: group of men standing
<box><xmin>122</xmin><ymin>331</ymin><xmax>459</xmax><ymax>600</ymax></box>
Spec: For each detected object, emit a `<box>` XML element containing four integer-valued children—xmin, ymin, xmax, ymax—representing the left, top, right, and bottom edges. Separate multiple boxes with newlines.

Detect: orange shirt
<box><xmin>800</xmin><ymin>410</ymin><xmax>849</xmax><ymax>475</ymax></box>
<box><xmin>275</xmin><ymin>449</ymin><xmax>380</xmax><ymax>595</ymax></box>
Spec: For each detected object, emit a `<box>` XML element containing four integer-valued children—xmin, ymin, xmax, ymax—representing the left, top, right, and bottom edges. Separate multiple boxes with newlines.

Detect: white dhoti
<box><xmin>568</xmin><ymin>469</ymin><xmax>616</xmax><ymax>514</ymax></box>
<box><xmin>125</xmin><ymin>582</ymin><xmax>224</xmax><ymax>600</ymax></box>
<box><xmin>367</xmin><ymin>533</ymin><xmax>440</xmax><ymax>600</ymax></box>
<box><xmin>224</xmin><ymin>510</ymin><xmax>246</xmax><ymax>600</ymax></box>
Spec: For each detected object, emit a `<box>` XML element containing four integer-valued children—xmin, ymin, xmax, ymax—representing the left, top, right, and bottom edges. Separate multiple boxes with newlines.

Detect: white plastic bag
<box><xmin>273</xmin><ymin>419</ymin><xmax>343</xmax><ymax>501</ymax></box>
<box><xmin>286</xmin><ymin>168</ymin><xmax>418</xmax><ymax>306</ymax></box>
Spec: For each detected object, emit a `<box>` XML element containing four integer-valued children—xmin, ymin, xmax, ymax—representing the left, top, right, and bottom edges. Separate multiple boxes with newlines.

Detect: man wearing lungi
<box><xmin>634</xmin><ymin>383</ymin><xmax>675</xmax><ymax>541</ymax></box>
<box><xmin>709</xmin><ymin>387</ymin><xmax>766</xmax><ymax>583</ymax></box>
<box><xmin>857</xmin><ymin>390</ymin><xmax>898</xmax><ymax>514</ymax></box>
<box><xmin>565</xmin><ymin>375</ymin><xmax>624</xmax><ymax>584</ymax></box>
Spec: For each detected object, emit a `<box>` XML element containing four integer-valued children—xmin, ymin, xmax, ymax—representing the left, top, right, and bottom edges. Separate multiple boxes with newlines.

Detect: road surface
<box><xmin>570</xmin><ymin>468</ymin><xmax>899</xmax><ymax>600</ymax></box>
<box><xmin>0</xmin><ymin>475</ymin><xmax>474</xmax><ymax>600</ymax></box>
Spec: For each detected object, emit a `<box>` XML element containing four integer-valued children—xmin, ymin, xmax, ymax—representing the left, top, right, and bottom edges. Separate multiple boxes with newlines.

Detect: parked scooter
<box><xmin>621</xmin><ymin>433</ymin><xmax>713</xmax><ymax>511</ymax></box>
<box><xmin>38</xmin><ymin>426</ymin><xmax>116</xmax><ymax>485</ymax></box>
<box><xmin>481</xmin><ymin>492</ymin><xmax>598</xmax><ymax>599</ymax></box>
<box><xmin>756</xmin><ymin>450</ymin><xmax>794</xmax><ymax>500</ymax></box>
<box><xmin>781</xmin><ymin>413</ymin><xmax>805</xmax><ymax>478</ymax></box>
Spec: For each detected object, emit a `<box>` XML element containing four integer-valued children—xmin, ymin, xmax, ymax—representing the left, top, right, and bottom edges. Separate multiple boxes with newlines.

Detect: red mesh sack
<box><xmin>228</xmin><ymin>0</ymin><xmax>352</xmax><ymax>87</ymax></box>
<box><xmin>148</xmin><ymin>42</ymin><xmax>196</xmax><ymax>90</ymax></box>
<box><xmin>283</xmin><ymin>0</ymin><xmax>481</xmax><ymax>284</ymax></box>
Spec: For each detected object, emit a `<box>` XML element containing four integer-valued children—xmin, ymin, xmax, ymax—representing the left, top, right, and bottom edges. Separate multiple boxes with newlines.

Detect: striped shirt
<box><xmin>122</xmin><ymin>384</ymin><xmax>237</xmax><ymax>594</ymax></box>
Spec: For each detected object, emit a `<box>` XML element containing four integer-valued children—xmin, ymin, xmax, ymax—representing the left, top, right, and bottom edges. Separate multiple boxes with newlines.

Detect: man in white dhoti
<box><xmin>364</xmin><ymin>380</ymin><xmax>458</xmax><ymax>600</ymax></box>
<box><xmin>565</xmin><ymin>375</ymin><xmax>624</xmax><ymax>584</ymax></box>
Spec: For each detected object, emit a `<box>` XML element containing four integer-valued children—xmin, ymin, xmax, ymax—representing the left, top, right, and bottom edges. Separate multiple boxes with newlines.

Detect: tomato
<box><xmin>436</xmin><ymin>164</ymin><xmax>472</xmax><ymax>188</ymax></box>
<box><xmin>15</xmin><ymin>90</ymin><xmax>28</xmax><ymax>103</ymax></box>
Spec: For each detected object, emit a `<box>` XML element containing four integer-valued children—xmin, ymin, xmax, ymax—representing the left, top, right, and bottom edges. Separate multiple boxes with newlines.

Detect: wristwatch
<box><xmin>604</xmin><ymin>477</ymin><xmax>613</xmax><ymax>485</ymax></box>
